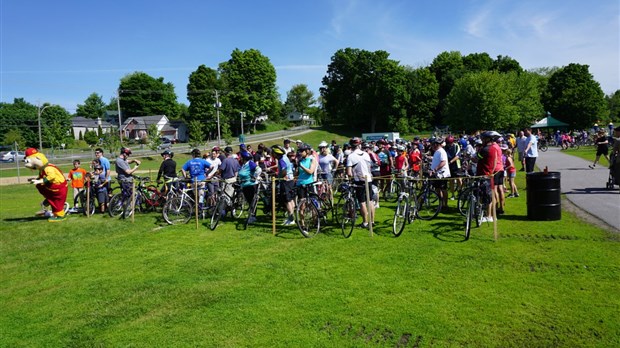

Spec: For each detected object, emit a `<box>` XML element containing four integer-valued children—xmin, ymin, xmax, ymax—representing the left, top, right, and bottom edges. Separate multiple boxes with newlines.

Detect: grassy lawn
<box><xmin>1</xmin><ymin>170</ymin><xmax>619</xmax><ymax>347</ymax></box>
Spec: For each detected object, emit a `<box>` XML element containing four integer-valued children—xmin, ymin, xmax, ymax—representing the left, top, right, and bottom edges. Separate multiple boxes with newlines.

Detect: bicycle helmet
<box><xmin>212</xmin><ymin>146</ymin><xmax>220</xmax><ymax>152</ymax></box>
<box><xmin>433</xmin><ymin>137</ymin><xmax>444</xmax><ymax>144</ymax></box>
<box><xmin>297</xmin><ymin>143</ymin><xmax>310</xmax><ymax>152</ymax></box>
<box><xmin>481</xmin><ymin>130</ymin><xmax>501</xmax><ymax>139</ymax></box>
<box><xmin>318</xmin><ymin>141</ymin><xmax>328</xmax><ymax>148</ymax></box>
<box><xmin>271</xmin><ymin>145</ymin><xmax>286</xmax><ymax>156</ymax></box>
<box><xmin>240</xmin><ymin>150</ymin><xmax>253</xmax><ymax>160</ymax></box>
<box><xmin>349</xmin><ymin>137</ymin><xmax>361</xmax><ymax>146</ymax></box>
<box><xmin>361</xmin><ymin>142</ymin><xmax>370</xmax><ymax>149</ymax></box>
<box><xmin>446</xmin><ymin>135</ymin><xmax>455</xmax><ymax>144</ymax></box>
<box><xmin>161</xmin><ymin>149</ymin><xmax>174</xmax><ymax>158</ymax></box>
<box><xmin>120</xmin><ymin>147</ymin><xmax>132</xmax><ymax>156</ymax></box>
<box><xmin>224</xmin><ymin>146</ymin><xmax>233</xmax><ymax>154</ymax></box>
<box><xmin>191</xmin><ymin>148</ymin><xmax>201</xmax><ymax>157</ymax></box>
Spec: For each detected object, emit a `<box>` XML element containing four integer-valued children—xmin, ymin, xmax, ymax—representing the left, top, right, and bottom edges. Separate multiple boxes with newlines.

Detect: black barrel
<box><xmin>526</xmin><ymin>172</ymin><xmax>561</xmax><ymax>220</ymax></box>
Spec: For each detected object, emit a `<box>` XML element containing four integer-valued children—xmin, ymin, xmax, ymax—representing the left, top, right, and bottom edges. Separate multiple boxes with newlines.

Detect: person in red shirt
<box><xmin>394</xmin><ymin>145</ymin><xmax>409</xmax><ymax>175</ymax></box>
<box><xmin>476</xmin><ymin>131</ymin><xmax>501</xmax><ymax>222</ymax></box>
<box><xmin>408</xmin><ymin>138</ymin><xmax>422</xmax><ymax>177</ymax></box>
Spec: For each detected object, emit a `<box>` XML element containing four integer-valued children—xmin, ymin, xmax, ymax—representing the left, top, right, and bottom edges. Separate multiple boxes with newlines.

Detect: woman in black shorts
<box><xmin>589</xmin><ymin>130</ymin><xmax>610</xmax><ymax>169</ymax></box>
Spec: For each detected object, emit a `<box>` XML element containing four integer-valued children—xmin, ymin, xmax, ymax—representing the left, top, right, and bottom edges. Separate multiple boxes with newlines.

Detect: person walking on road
<box><xmin>589</xmin><ymin>129</ymin><xmax>610</xmax><ymax>169</ymax></box>
<box><xmin>523</xmin><ymin>128</ymin><xmax>538</xmax><ymax>174</ymax></box>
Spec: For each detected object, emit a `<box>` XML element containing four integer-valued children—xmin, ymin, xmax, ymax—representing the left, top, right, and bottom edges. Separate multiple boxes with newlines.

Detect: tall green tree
<box><xmin>463</xmin><ymin>52</ymin><xmax>494</xmax><ymax>73</ymax></box>
<box><xmin>605</xmin><ymin>90</ymin><xmax>620</xmax><ymax>122</ymax></box>
<box><xmin>41</xmin><ymin>105</ymin><xmax>72</xmax><ymax>149</ymax></box>
<box><xmin>187</xmin><ymin>120</ymin><xmax>205</xmax><ymax>147</ymax></box>
<box><xmin>405</xmin><ymin>67</ymin><xmax>439</xmax><ymax>132</ymax></box>
<box><xmin>492</xmin><ymin>55</ymin><xmax>523</xmax><ymax>74</ymax></box>
<box><xmin>187</xmin><ymin>65</ymin><xmax>220</xmax><ymax>138</ymax></box>
<box><xmin>429</xmin><ymin>51</ymin><xmax>464</xmax><ymax>124</ymax></box>
<box><xmin>321</xmin><ymin>48</ymin><xmax>409</xmax><ymax>132</ymax></box>
<box><xmin>444</xmin><ymin>71</ymin><xmax>542</xmax><ymax>133</ymax></box>
<box><xmin>0</xmin><ymin>98</ymin><xmax>38</xmax><ymax>147</ymax></box>
<box><xmin>542</xmin><ymin>63</ymin><xmax>607</xmax><ymax>129</ymax></box>
<box><xmin>118</xmin><ymin>72</ymin><xmax>179</xmax><ymax>120</ymax></box>
<box><xmin>284</xmin><ymin>84</ymin><xmax>316</xmax><ymax>115</ymax></box>
<box><xmin>75</xmin><ymin>93</ymin><xmax>106</xmax><ymax>119</ymax></box>
<box><xmin>219</xmin><ymin>48</ymin><xmax>279</xmax><ymax>135</ymax></box>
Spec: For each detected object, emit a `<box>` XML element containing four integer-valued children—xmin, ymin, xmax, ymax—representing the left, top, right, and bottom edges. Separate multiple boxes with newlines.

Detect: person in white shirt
<box><xmin>430</xmin><ymin>137</ymin><xmax>451</xmax><ymax>207</ymax></box>
<box><xmin>346</xmin><ymin>137</ymin><xmax>375</xmax><ymax>228</ymax></box>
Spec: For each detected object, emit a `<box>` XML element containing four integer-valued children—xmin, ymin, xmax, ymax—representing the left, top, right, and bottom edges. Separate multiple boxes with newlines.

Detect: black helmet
<box><xmin>224</xmin><ymin>146</ymin><xmax>233</xmax><ymax>154</ymax></box>
<box><xmin>161</xmin><ymin>150</ymin><xmax>174</xmax><ymax>158</ymax></box>
<box><xmin>120</xmin><ymin>147</ymin><xmax>132</xmax><ymax>156</ymax></box>
<box><xmin>191</xmin><ymin>148</ymin><xmax>201</xmax><ymax>156</ymax></box>
<box><xmin>481</xmin><ymin>131</ymin><xmax>501</xmax><ymax>139</ymax></box>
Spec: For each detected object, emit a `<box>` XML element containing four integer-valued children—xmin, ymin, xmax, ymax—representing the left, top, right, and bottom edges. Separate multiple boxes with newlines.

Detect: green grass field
<box><xmin>1</xmin><ymin>163</ymin><xmax>619</xmax><ymax>346</ymax></box>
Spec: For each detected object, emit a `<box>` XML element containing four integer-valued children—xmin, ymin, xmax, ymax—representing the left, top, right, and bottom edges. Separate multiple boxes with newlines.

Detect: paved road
<box><xmin>535</xmin><ymin>146</ymin><xmax>619</xmax><ymax>232</ymax></box>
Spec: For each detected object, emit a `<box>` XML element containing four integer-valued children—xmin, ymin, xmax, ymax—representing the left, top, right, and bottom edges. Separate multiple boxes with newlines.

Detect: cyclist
<box><xmin>296</xmin><ymin>143</ymin><xmax>318</xmax><ymax>195</ymax></box>
<box><xmin>589</xmin><ymin>129</ymin><xmax>610</xmax><ymax>169</ymax></box>
<box><xmin>346</xmin><ymin>137</ymin><xmax>376</xmax><ymax>228</ymax></box>
<box><xmin>271</xmin><ymin>144</ymin><xmax>296</xmax><ymax>225</ymax></box>
<box><xmin>445</xmin><ymin>135</ymin><xmax>462</xmax><ymax>200</ymax></box>
<box><xmin>475</xmin><ymin>131</ymin><xmax>501</xmax><ymax>222</ymax></box>
<box><xmin>156</xmin><ymin>150</ymin><xmax>177</xmax><ymax>194</ymax></box>
<box><xmin>317</xmin><ymin>141</ymin><xmax>338</xmax><ymax>186</ymax></box>
<box><xmin>181</xmin><ymin>149</ymin><xmax>211</xmax><ymax>208</ymax></box>
<box><xmin>115</xmin><ymin>147</ymin><xmax>141</xmax><ymax>191</ymax></box>
<box><xmin>238</xmin><ymin>150</ymin><xmax>262</xmax><ymax>224</ymax></box>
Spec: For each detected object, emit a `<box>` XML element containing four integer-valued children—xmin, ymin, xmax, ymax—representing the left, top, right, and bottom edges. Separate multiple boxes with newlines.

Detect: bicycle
<box><xmin>462</xmin><ymin>177</ymin><xmax>488</xmax><ymax>240</ymax></box>
<box><xmin>415</xmin><ymin>174</ymin><xmax>442</xmax><ymax>220</ymax></box>
<box><xmin>337</xmin><ymin>180</ymin><xmax>360</xmax><ymax>238</ymax></box>
<box><xmin>379</xmin><ymin>171</ymin><xmax>401</xmax><ymax>203</ymax></box>
<box><xmin>295</xmin><ymin>182</ymin><xmax>334</xmax><ymax>238</ymax></box>
<box><xmin>209</xmin><ymin>180</ymin><xmax>247</xmax><ymax>230</ymax></box>
<box><xmin>392</xmin><ymin>175</ymin><xmax>418</xmax><ymax>237</ymax></box>
<box><xmin>162</xmin><ymin>179</ymin><xmax>216</xmax><ymax>225</ymax></box>
<box><xmin>108</xmin><ymin>176</ymin><xmax>165</xmax><ymax>218</ymax></box>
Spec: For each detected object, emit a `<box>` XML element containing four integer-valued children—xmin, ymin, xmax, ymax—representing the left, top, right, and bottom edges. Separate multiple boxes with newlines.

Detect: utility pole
<box><xmin>117</xmin><ymin>89</ymin><xmax>123</xmax><ymax>144</ymax></box>
<box><xmin>214</xmin><ymin>90</ymin><xmax>222</xmax><ymax>145</ymax></box>
<box><xmin>240</xmin><ymin>112</ymin><xmax>245</xmax><ymax>135</ymax></box>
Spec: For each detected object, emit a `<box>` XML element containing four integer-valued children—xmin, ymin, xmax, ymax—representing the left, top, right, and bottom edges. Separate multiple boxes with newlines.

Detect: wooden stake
<box><xmin>131</xmin><ymin>180</ymin><xmax>136</xmax><ymax>223</ymax></box>
<box><xmin>365</xmin><ymin>175</ymin><xmax>373</xmax><ymax>237</ymax></box>
<box><xmin>272</xmin><ymin>176</ymin><xmax>276</xmax><ymax>236</ymax></box>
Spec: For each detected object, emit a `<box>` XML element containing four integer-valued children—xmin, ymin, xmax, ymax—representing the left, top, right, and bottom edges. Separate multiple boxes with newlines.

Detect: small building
<box><xmin>286</xmin><ymin>111</ymin><xmax>315</xmax><ymax>125</ymax></box>
<box><xmin>121</xmin><ymin>115</ymin><xmax>187</xmax><ymax>142</ymax></box>
<box><xmin>71</xmin><ymin>117</ymin><xmax>115</xmax><ymax>140</ymax></box>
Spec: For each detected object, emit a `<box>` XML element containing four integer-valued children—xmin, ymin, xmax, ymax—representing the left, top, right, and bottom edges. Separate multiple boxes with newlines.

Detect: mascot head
<box><xmin>24</xmin><ymin>148</ymin><xmax>48</xmax><ymax>170</ymax></box>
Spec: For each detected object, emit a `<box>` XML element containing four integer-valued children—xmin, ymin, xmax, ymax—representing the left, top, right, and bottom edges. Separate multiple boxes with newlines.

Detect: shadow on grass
<box><xmin>4</xmin><ymin>216</ymin><xmax>47</xmax><ymax>222</ymax></box>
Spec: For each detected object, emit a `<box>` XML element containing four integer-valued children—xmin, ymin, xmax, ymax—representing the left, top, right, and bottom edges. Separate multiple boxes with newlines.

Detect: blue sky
<box><xmin>1</xmin><ymin>0</ymin><xmax>618</xmax><ymax>113</ymax></box>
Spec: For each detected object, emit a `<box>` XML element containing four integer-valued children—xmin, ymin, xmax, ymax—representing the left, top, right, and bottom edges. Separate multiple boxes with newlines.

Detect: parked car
<box><xmin>157</xmin><ymin>138</ymin><xmax>172</xmax><ymax>150</ymax></box>
<box><xmin>1</xmin><ymin>151</ymin><xmax>25</xmax><ymax>162</ymax></box>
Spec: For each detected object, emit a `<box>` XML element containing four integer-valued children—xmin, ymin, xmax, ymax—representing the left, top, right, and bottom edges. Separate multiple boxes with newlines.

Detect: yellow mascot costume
<box><xmin>24</xmin><ymin>148</ymin><xmax>68</xmax><ymax>222</ymax></box>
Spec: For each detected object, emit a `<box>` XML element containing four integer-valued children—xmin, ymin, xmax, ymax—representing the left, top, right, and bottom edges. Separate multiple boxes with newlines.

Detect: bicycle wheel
<box><xmin>573</xmin><ymin>143</ymin><xmax>579</xmax><ymax>150</ymax></box>
<box><xmin>333</xmin><ymin>195</ymin><xmax>344</xmax><ymax>225</ymax></box>
<box><xmin>76</xmin><ymin>190</ymin><xmax>96</xmax><ymax>216</ymax></box>
<box><xmin>392</xmin><ymin>195</ymin><xmax>408</xmax><ymax>237</ymax></box>
<box><xmin>209</xmin><ymin>198</ymin><xmax>226</xmax><ymax>230</ymax></box>
<box><xmin>108</xmin><ymin>193</ymin><xmax>126</xmax><ymax>218</ymax></box>
<box><xmin>474</xmin><ymin>197</ymin><xmax>484</xmax><ymax>228</ymax></box>
<box><xmin>162</xmin><ymin>196</ymin><xmax>193</xmax><ymax>225</ymax></box>
<box><xmin>145</xmin><ymin>185</ymin><xmax>164</xmax><ymax>211</ymax></box>
<box><xmin>465</xmin><ymin>195</ymin><xmax>474</xmax><ymax>240</ymax></box>
<box><xmin>456</xmin><ymin>187</ymin><xmax>472</xmax><ymax>216</ymax></box>
<box><xmin>232</xmin><ymin>191</ymin><xmax>247</xmax><ymax>219</ymax></box>
<box><xmin>244</xmin><ymin>193</ymin><xmax>261</xmax><ymax>230</ymax></box>
<box><xmin>416</xmin><ymin>190</ymin><xmax>441</xmax><ymax>220</ymax></box>
<box><xmin>539</xmin><ymin>144</ymin><xmax>548</xmax><ymax>152</ymax></box>
<box><xmin>296</xmin><ymin>198</ymin><xmax>321</xmax><ymax>238</ymax></box>
<box><xmin>341</xmin><ymin>198</ymin><xmax>357</xmax><ymax>238</ymax></box>
<box><xmin>383</xmin><ymin>180</ymin><xmax>400</xmax><ymax>203</ymax></box>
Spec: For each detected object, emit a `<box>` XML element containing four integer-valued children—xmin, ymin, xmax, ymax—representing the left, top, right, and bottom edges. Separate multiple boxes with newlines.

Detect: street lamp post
<box><xmin>240</xmin><ymin>112</ymin><xmax>245</xmax><ymax>135</ymax></box>
<box><xmin>214</xmin><ymin>90</ymin><xmax>222</xmax><ymax>145</ymax></box>
<box><xmin>37</xmin><ymin>104</ymin><xmax>51</xmax><ymax>150</ymax></box>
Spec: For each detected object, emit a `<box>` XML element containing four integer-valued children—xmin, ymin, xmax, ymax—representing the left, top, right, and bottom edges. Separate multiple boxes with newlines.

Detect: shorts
<box><xmin>493</xmin><ymin>171</ymin><xmax>505</xmax><ymax>186</ymax></box>
<box><xmin>596</xmin><ymin>147</ymin><xmax>609</xmax><ymax>157</ymax></box>
<box><xmin>353</xmin><ymin>180</ymin><xmax>376</xmax><ymax>203</ymax></box>
<box><xmin>279</xmin><ymin>180</ymin><xmax>296</xmax><ymax>203</ymax></box>
<box><xmin>432</xmin><ymin>178</ymin><xmax>448</xmax><ymax>190</ymax></box>
<box><xmin>508</xmin><ymin>171</ymin><xmax>516</xmax><ymax>178</ymax></box>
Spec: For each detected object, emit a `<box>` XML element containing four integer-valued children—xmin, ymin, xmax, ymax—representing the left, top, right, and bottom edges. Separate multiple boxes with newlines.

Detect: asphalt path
<box><xmin>535</xmin><ymin>146</ymin><xmax>619</xmax><ymax>232</ymax></box>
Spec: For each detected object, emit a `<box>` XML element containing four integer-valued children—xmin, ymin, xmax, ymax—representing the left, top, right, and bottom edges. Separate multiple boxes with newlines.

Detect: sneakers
<box><xmin>515</xmin><ymin>193</ymin><xmax>520</xmax><ymax>197</ymax></box>
<box><xmin>48</xmin><ymin>215</ymin><xmax>66</xmax><ymax>222</ymax></box>
<box><xmin>247</xmin><ymin>216</ymin><xmax>257</xmax><ymax>224</ymax></box>
<box><xmin>589</xmin><ymin>164</ymin><xmax>595</xmax><ymax>169</ymax></box>
<box><xmin>358</xmin><ymin>222</ymin><xmax>369</xmax><ymax>229</ymax></box>
<box><xmin>480</xmin><ymin>216</ymin><xmax>494</xmax><ymax>223</ymax></box>
<box><xmin>282</xmin><ymin>217</ymin><xmax>295</xmax><ymax>226</ymax></box>
<box><xmin>67</xmin><ymin>207</ymin><xmax>79</xmax><ymax>213</ymax></box>
<box><xmin>507</xmin><ymin>194</ymin><xmax>514</xmax><ymax>198</ymax></box>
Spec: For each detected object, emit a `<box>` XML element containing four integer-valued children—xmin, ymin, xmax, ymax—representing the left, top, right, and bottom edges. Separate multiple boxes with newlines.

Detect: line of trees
<box><xmin>1</xmin><ymin>47</ymin><xmax>619</xmax><ymax>149</ymax></box>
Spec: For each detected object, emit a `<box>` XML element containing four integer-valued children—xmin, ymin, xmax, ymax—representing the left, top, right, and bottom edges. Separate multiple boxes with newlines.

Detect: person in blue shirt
<box><xmin>295</xmin><ymin>144</ymin><xmax>318</xmax><ymax>197</ymax></box>
<box><xmin>182</xmin><ymin>149</ymin><xmax>211</xmax><ymax>207</ymax></box>
<box><xmin>238</xmin><ymin>150</ymin><xmax>262</xmax><ymax>224</ymax></box>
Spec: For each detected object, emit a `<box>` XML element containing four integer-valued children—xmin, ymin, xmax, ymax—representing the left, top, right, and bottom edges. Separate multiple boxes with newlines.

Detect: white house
<box><xmin>121</xmin><ymin>115</ymin><xmax>187</xmax><ymax>142</ymax></box>
<box><xmin>71</xmin><ymin>117</ymin><xmax>115</xmax><ymax>139</ymax></box>
<box><xmin>286</xmin><ymin>111</ymin><xmax>315</xmax><ymax>125</ymax></box>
